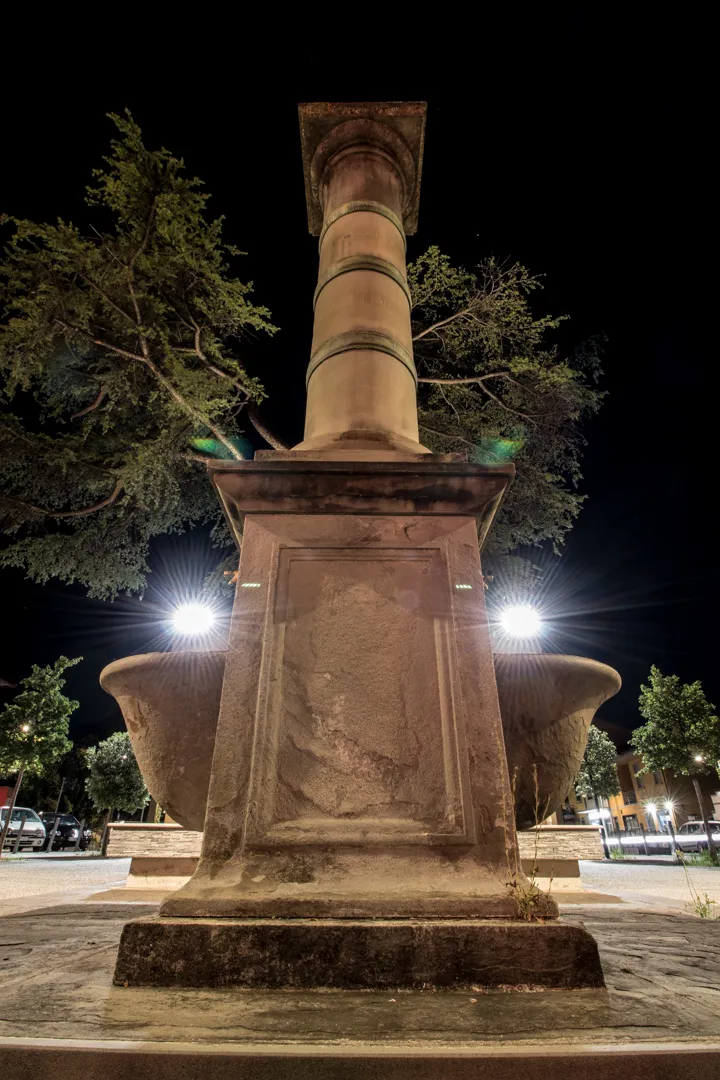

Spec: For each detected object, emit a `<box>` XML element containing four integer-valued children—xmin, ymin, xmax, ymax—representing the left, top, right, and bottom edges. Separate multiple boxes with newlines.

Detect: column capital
<box><xmin>298</xmin><ymin>102</ymin><xmax>427</xmax><ymax>235</ymax></box>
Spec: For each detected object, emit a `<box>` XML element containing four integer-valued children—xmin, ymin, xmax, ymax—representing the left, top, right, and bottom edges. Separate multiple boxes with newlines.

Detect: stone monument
<box><xmin>112</xmin><ymin>103</ymin><xmax>608</xmax><ymax>989</ymax></box>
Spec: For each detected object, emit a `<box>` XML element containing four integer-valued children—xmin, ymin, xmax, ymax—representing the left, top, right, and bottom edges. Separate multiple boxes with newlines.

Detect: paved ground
<box><xmin>2</xmin><ymin>857</ymin><xmax>720</xmax><ymax>914</ymax></box>
<box><xmin>579</xmin><ymin>859</ymin><xmax>720</xmax><ymax>910</ymax></box>
<box><xmin>0</xmin><ymin>857</ymin><xmax>130</xmax><ymax>914</ymax></box>
<box><xmin>0</xmin><ymin>901</ymin><xmax>719</xmax><ymax>1051</ymax></box>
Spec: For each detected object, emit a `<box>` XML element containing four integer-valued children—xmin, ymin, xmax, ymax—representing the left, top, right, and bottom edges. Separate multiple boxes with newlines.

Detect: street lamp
<box><xmin>498</xmin><ymin>604</ymin><xmax>543</xmax><ymax>639</ymax></box>
<box><xmin>171</xmin><ymin>602</ymin><xmax>216</xmax><ymax>637</ymax></box>
<box><xmin>20</xmin><ymin>724</ymin><xmax>30</xmax><ymax>733</ymax></box>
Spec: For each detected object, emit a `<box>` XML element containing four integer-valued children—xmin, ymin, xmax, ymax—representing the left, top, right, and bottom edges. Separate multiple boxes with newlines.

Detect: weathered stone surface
<box><xmin>100</xmin><ymin>649</ymin><xmax>616</xmax><ymax>842</ymax></box>
<box><xmin>162</xmin><ymin>495</ymin><xmax>544</xmax><ymax>921</ymax></box>
<box><xmin>495</xmin><ymin>653</ymin><xmax>621</xmax><ymax>828</ymax></box>
<box><xmin>99</xmin><ymin>651</ymin><xmax>225</xmax><ymax>831</ymax></box>
<box><xmin>114</xmin><ymin>915</ymin><xmax>603</xmax><ymax>990</ymax></box>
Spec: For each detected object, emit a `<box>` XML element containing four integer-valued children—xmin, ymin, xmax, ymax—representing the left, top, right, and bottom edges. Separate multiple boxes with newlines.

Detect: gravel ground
<box><xmin>0</xmin><ymin>856</ymin><xmax>130</xmax><ymax>914</ymax></box>
<box><xmin>580</xmin><ymin>859</ymin><xmax>720</xmax><ymax>908</ymax></box>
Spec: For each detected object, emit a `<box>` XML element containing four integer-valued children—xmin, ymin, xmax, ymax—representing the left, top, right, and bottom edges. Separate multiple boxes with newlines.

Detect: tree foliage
<box><xmin>0</xmin><ymin>656</ymin><xmax>80</xmax><ymax>775</ymax></box>
<box><xmin>85</xmin><ymin>730</ymin><xmax>148</xmax><ymax>815</ymax></box>
<box><xmin>0</xmin><ymin>111</ymin><xmax>275</xmax><ymax>598</ymax></box>
<box><xmin>409</xmin><ymin>248</ymin><xmax>604</xmax><ymax>572</ymax></box>
<box><xmin>631</xmin><ymin>666</ymin><xmax>720</xmax><ymax>777</ymax></box>
<box><xmin>574</xmin><ymin>725</ymin><xmax>620</xmax><ymax>800</ymax></box>
<box><xmin>1</xmin><ymin>115</ymin><xmax>602</xmax><ymax>600</ymax></box>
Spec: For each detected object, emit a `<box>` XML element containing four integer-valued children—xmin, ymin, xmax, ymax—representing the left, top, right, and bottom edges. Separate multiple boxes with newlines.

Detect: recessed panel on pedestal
<box><xmin>245</xmin><ymin>544</ymin><xmax>472</xmax><ymax>846</ymax></box>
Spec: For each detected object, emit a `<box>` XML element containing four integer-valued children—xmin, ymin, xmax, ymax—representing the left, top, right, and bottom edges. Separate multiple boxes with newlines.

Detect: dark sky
<box><xmin>1</xmin><ymin>16</ymin><xmax>714</xmax><ymax>747</ymax></box>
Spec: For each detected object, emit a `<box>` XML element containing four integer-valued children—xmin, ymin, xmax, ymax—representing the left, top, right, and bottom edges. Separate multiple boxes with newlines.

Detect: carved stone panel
<box><xmin>245</xmin><ymin>543</ymin><xmax>471</xmax><ymax>846</ymax></box>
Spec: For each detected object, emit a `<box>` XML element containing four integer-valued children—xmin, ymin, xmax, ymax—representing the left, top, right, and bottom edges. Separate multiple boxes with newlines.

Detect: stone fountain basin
<box><xmin>495</xmin><ymin>653</ymin><xmax>621</xmax><ymax>829</ymax></box>
<box><xmin>100</xmin><ymin>650</ymin><xmax>620</xmax><ymax>832</ymax></box>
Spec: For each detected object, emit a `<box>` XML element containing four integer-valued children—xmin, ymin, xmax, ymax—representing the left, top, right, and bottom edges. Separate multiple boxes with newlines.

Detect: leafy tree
<box><xmin>0</xmin><ymin>656</ymin><xmax>80</xmax><ymax>776</ymax></box>
<box><xmin>0</xmin><ymin>111</ymin><xmax>275</xmax><ymax>598</ymax></box>
<box><xmin>408</xmin><ymin>248</ymin><xmax>604</xmax><ymax>579</ymax></box>
<box><xmin>1</xmin><ymin>115</ymin><xmax>602</xmax><ymax>599</ymax></box>
<box><xmin>574</xmin><ymin>725</ymin><xmax>621</xmax><ymax>808</ymax></box>
<box><xmin>85</xmin><ymin>731</ymin><xmax>148</xmax><ymax>820</ymax></box>
<box><xmin>18</xmin><ymin>742</ymin><xmax>95</xmax><ymax>821</ymax></box>
<box><xmin>0</xmin><ymin>655</ymin><xmax>80</xmax><ymax>854</ymax></box>
<box><xmin>631</xmin><ymin>666</ymin><xmax>720</xmax><ymax>862</ymax></box>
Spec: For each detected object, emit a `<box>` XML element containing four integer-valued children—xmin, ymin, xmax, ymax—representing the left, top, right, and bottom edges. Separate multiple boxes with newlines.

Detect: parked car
<box><xmin>676</xmin><ymin>820</ymin><xmax>720</xmax><ymax>851</ymax></box>
<box><xmin>39</xmin><ymin>812</ymin><xmax>91</xmax><ymax>851</ymax></box>
<box><xmin>1</xmin><ymin>806</ymin><xmax>47</xmax><ymax>851</ymax></box>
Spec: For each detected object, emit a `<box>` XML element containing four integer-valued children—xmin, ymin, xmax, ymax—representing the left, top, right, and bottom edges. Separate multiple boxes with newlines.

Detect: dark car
<box><xmin>40</xmin><ymin>813</ymin><xmax>90</xmax><ymax>851</ymax></box>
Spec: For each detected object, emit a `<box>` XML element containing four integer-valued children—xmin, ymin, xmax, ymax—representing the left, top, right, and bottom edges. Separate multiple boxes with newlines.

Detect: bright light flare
<box><xmin>20</xmin><ymin>724</ymin><xmax>30</xmax><ymax>733</ymax></box>
<box><xmin>498</xmin><ymin>604</ymin><xmax>543</xmax><ymax>639</ymax></box>
<box><xmin>645</xmin><ymin>802</ymin><xmax>657</xmax><ymax>816</ymax></box>
<box><xmin>171</xmin><ymin>602</ymin><xmax>216</xmax><ymax>637</ymax></box>
<box><xmin>664</xmin><ymin>800</ymin><xmax>675</xmax><ymax>812</ymax></box>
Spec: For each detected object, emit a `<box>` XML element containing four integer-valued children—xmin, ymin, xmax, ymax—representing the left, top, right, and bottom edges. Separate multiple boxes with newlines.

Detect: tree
<box><xmin>0</xmin><ymin>656</ymin><xmax>80</xmax><ymax>776</ymax></box>
<box><xmin>85</xmin><ymin>731</ymin><xmax>148</xmax><ymax>820</ymax></box>
<box><xmin>0</xmin><ymin>111</ymin><xmax>275</xmax><ymax>599</ymax></box>
<box><xmin>408</xmin><ymin>248</ymin><xmax>604</xmax><ymax>581</ymax></box>
<box><xmin>0</xmin><ymin>655</ymin><xmax>80</xmax><ymax>853</ymax></box>
<box><xmin>631</xmin><ymin>666</ymin><xmax>720</xmax><ymax>862</ymax></box>
<box><xmin>574</xmin><ymin>725</ymin><xmax>621</xmax><ymax>812</ymax></box>
<box><xmin>1</xmin><ymin>115</ymin><xmax>602</xmax><ymax>599</ymax></box>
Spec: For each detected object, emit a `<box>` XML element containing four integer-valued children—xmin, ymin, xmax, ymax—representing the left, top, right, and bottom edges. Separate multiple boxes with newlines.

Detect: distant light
<box><xmin>172</xmin><ymin>602</ymin><xmax>216</xmax><ymax>636</ymax></box>
<box><xmin>694</xmin><ymin>754</ymin><xmax>705</xmax><ymax>763</ymax></box>
<box><xmin>20</xmin><ymin>724</ymin><xmax>30</xmax><ymax>733</ymax></box>
<box><xmin>664</xmin><ymin>800</ymin><xmax>675</xmax><ymax>812</ymax></box>
<box><xmin>646</xmin><ymin>802</ymin><xmax>657</xmax><ymax>816</ymax></box>
<box><xmin>499</xmin><ymin>604</ymin><xmax>543</xmax><ymax>638</ymax></box>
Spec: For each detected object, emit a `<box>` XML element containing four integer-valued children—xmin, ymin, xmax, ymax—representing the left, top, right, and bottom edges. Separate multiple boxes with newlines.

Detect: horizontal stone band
<box><xmin>306</xmin><ymin>331</ymin><xmax>418</xmax><ymax>388</ymax></box>
<box><xmin>313</xmin><ymin>255</ymin><xmax>412</xmax><ymax>311</ymax></box>
<box><xmin>319</xmin><ymin>200</ymin><xmax>407</xmax><ymax>252</ymax></box>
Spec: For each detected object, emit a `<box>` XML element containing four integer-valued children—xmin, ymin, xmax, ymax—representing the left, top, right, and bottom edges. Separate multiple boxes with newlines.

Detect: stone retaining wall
<box><xmin>517</xmin><ymin>825</ymin><xmax>603</xmax><ymax>862</ymax></box>
<box><xmin>106</xmin><ymin>824</ymin><xmax>202</xmax><ymax>859</ymax></box>
<box><xmin>107</xmin><ymin>823</ymin><xmax>603</xmax><ymax>863</ymax></box>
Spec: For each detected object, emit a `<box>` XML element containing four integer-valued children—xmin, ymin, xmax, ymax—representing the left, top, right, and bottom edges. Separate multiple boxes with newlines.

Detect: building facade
<box><xmin>558</xmin><ymin>751</ymin><xmax>720</xmax><ymax>832</ymax></box>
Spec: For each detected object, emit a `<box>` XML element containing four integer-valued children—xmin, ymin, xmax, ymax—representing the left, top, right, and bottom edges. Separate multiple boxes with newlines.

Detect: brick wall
<box><xmin>108</xmin><ymin>822</ymin><xmax>603</xmax><ymax>862</ymax></box>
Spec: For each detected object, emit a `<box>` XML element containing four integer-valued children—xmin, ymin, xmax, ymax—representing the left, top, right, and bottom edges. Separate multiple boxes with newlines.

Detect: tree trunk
<box><xmin>0</xmin><ymin>768</ymin><xmax>25</xmax><ymax>859</ymax></box>
<box><xmin>691</xmin><ymin>775</ymin><xmax>718</xmax><ymax>862</ymax></box>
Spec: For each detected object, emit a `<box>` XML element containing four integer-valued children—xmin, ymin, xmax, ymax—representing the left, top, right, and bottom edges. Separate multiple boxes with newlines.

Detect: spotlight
<box><xmin>499</xmin><ymin>604</ymin><xmax>543</xmax><ymax>639</ymax></box>
<box><xmin>171</xmin><ymin>602</ymin><xmax>216</xmax><ymax>636</ymax></box>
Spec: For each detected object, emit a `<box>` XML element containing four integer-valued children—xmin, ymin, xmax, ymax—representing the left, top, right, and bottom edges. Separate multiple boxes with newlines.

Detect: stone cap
<box><xmin>208</xmin><ymin>458</ymin><xmax>514</xmax><ymax>548</ymax></box>
<box><xmin>298</xmin><ymin>102</ymin><xmax>427</xmax><ymax>235</ymax></box>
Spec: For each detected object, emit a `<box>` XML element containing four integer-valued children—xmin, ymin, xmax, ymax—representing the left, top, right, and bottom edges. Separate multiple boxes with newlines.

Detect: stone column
<box><xmin>295</xmin><ymin>103</ymin><xmax>429</xmax><ymax>457</ymax></box>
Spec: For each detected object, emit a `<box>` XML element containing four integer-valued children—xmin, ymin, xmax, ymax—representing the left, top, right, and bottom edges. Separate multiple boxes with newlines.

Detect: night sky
<box><xmin>2</xmin><ymin>17</ymin><xmax>714</xmax><ymax>749</ymax></box>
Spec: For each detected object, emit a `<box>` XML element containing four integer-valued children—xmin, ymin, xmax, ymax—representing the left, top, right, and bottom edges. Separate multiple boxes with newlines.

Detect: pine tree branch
<box><xmin>418</xmin><ymin>424</ymin><xmax>474</xmax><ymax>446</ymax></box>
<box><xmin>2</xmin><ymin>480</ymin><xmax>124</xmax><ymax>519</ymax></box>
<box><xmin>412</xmin><ymin>307</ymin><xmax>475</xmax><ymax>342</ymax></box>
<box><xmin>71</xmin><ymin>387</ymin><xmax>107</xmax><ymax>419</ymax></box>
<box><xmin>56</xmin><ymin>321</ymin><xmax>244</xmax><ymax>461</ymax></box>
<box><xmin>246</xmin><ymin>404</ymin><xmax>290</xmax><ymax>450</ymax></box>
<box><xmin>417</xmin><ymin>372</ymin><xmax>537</xmax><ymax>424</ymax></box>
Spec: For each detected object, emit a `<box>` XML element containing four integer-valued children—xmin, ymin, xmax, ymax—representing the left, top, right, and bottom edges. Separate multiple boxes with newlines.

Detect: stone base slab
<box><xmin>114</xmin><ymin>916</ymin><xmax>604</xmax><ymax>990</ymax></box>
<box><xmin>3</xmin><ymin>1039</ymin><xmax>719</xmax><ymax>1080</ymax></box>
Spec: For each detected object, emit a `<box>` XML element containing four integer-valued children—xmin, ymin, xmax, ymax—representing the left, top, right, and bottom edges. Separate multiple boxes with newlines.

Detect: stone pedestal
<box><xmin>113</xmin><ymin>459</ymin><xmax>603</xmax><ymax>987</ymax></box>
<box><xmin>158</xmin><ymin>459</ymin><xmax>528</xmax><ymax>920</ymax></box>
